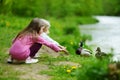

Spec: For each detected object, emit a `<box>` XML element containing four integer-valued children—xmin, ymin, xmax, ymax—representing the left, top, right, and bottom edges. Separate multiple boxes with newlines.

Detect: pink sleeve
<box><xmin>36</xmin><ymin>36</ymin><xmax>61</xmax><ymax>52</ymax></box>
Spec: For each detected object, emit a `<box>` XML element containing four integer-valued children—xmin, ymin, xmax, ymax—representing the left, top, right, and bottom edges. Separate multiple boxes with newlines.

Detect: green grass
<box><xmin>0</xmin><ymin>63</ymin><xmax>22</xmax><ymax>80</ymax></box>
<box><xmin>1</xmin><ymin>14</ymin><xmax>109</xmax><ymax>80</ymax></box>
<box><xmin>39</xmin><ymin>55</ymin><xmax>110</xmax><ymax>80</ymax></box>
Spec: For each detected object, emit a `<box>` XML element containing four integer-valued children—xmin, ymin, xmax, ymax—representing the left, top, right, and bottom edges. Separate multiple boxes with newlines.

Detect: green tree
<box><xmin>0</xmin><ymin>0</ymin><xmax>13</xmax><ymax>14</ymax></box>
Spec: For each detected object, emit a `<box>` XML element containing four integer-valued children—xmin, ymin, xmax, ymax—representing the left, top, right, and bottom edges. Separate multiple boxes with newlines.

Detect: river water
<box><xmin>80</xmin><ymin>16</ymin><xmax>120</xmax><ymax>54</ymax></box>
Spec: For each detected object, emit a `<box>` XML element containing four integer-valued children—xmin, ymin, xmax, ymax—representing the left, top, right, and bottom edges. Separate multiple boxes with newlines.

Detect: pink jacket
<box><xmin>9</xmin><ymin>35</ymin><xmax>61</xmax><ymax>60</ymax></box>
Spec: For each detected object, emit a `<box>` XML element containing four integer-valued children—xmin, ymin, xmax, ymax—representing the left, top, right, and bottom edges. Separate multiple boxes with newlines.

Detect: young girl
<box><xmin>8</xmin><ymin>18</ymin><xmax>68</xmax><ymax>64</ymax></box>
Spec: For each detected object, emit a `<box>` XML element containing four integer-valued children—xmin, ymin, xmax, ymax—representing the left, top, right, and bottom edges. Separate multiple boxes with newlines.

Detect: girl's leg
<box><xmin>30</xmin><ymin>43</ymin><xmax>42</xmax><ymax>58</ymax></box>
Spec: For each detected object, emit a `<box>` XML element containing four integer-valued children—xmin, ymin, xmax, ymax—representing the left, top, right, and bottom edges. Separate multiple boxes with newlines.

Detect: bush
<box><xmin>2</xmin><ymin>0</ymin><xmax>120</xmax><ymax>17</ymax></box>
<box><xmin>77</xmin><ymin>59</ymin><xmax>110</xmax><ymax>80</ymax></box>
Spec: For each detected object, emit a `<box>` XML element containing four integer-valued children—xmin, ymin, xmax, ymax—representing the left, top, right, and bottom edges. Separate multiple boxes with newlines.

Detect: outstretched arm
<box><xmin>40</xmin><ymin>33</ymin><xmax>60</xmax><ymax>46</ymax></box>
<box><xmin>36</xmin><ymin>36</ymin><xmax>61</xmax><ymax>52</ymax></box>
<box><xmin>36</xmin><ymin>36</ymin><xmax>69</xmax><ymax>55</ymax></box>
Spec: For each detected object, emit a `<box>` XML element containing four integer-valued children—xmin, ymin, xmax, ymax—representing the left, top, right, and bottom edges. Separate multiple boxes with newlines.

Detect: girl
<box><xmin>8</xmin><ymin>18</ymin><xmax>68</xmax><ymax>64</ymax></box>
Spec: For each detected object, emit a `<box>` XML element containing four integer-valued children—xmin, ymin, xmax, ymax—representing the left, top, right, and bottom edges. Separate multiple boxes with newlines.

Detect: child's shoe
<box><xmin>7</xmin><ymin>57</ymin><xmax>18</xmax><ymax>64</ymax></box>
<box><xmin>25</xmin><ymin>57</ymin><xmax>38</xmax><ymax>64</ymax></box>
<box><xmin>7</xmin><ymin>56</ymin><xmax>15</xmax><ymax>64</ymax></box>
<box><xmin>7</xmin><ymin>57</ymin><xmax>13</xmax><ymax>63</ymax></box>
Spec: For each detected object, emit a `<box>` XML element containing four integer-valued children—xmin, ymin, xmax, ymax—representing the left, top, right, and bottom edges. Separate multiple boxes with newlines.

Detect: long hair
<box><xmin>14</xmin><ymin>18</ymin><xmax>50</xmax><ymax>41</ymax></box>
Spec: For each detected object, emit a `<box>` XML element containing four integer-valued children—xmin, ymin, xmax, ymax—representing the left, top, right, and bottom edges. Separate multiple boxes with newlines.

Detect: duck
<box><xmin>95</xmin><ymin>47</ymin><xmax>107</xmax><ymax>59</ymax></box>
<box><xmin>75</xmin><ymin>41</ymin><xmax>92</xmax><ymax>57</ymax></box>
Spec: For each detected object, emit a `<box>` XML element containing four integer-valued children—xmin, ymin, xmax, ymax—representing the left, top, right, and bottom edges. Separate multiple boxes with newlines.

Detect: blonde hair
<box><xmin>40</xmin><ymin>19</ymin><xmax>50</xmax><ymax>28</ymax></box>
<box><xmin>14</xmin><ymin>18</ymin><xmax>50</xmax><ymax>40</ymax></box>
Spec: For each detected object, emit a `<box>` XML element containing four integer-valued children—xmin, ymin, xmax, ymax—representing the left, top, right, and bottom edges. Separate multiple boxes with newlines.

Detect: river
<box><xmin>80</xmin><ymin>16</ymin><xmax>120</xmax><ymax>54</ymax></box>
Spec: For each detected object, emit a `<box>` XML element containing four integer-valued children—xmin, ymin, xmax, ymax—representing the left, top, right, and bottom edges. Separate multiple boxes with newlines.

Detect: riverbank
<box><xmin>0</xmin><ymin>15</ymin><xmax>98</xmax><ymax>55</ymax></box>
<box><xmin>0</xmin><ymin>15</ymin><xmax>108</xmax><ymax>80</ymax></box>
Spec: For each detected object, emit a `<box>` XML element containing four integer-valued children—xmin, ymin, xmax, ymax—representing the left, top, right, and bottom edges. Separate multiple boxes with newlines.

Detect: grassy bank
<box><xmin>0</xmin><ymin>15</ymin><xmax>98</xmax><ymax>55</ymax></box>
<box><xmin>1</xmin><ymin>15</ymin><xmax>112</xmax><ymax>80</ymax></box>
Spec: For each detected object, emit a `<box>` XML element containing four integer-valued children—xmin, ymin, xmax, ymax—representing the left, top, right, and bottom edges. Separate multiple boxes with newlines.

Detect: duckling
<box><xmin>95</xmin><ymin>47</ymin><xmax>107</xmax><ymax>59</ymax></box>
<box><xmin>75</xmin><ymin>41</ymin><xmax>92</xmax><ymax>57</ymax></box>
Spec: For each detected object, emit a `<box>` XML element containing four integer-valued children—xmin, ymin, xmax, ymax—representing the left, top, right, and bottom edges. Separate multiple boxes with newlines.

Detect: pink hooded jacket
<box><xmin>9</xmin><ymin>35</ymin><xmax>61</xmax><ymax>60</ymax></box>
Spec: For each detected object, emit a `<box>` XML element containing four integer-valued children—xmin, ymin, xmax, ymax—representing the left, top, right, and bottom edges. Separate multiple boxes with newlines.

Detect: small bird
<box><xmin>75</xmin><ymin>41</ymin><xmax>92</xmax><ymax>57</ymax></box>
<box><xmin>95</xmin><ymin>47</ymin><xmax>107</xmax><ymax>59</ymax></box>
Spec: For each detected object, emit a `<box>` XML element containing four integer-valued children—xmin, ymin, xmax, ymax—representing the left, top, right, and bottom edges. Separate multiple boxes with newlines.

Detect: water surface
<box><xmin>80</xmin><ymin>16</ymin><xmax>120</xmax><ymax>54</ymax></box>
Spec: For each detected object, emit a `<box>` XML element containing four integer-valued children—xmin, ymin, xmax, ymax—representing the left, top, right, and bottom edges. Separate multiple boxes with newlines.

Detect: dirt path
<box><xmin>8</xmin><ymin>63</ymin><xmax>50</xmax><ymax>80</ymax></box>
<box><xmin>6</xmin><ymin>46</ymin><xmax>79</xmax><ymax>80</ymax></box>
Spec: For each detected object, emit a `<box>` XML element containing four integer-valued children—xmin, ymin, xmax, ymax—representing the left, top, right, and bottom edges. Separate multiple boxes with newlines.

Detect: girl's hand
<box><xmin>59</xmin><ymin>46</ymin><xmax>66</xmax><ymax>49</ymax></box>
<box><xmin>60</xmin><ymin>49</ymin><xmax>69</xmax><ymax>55</ymax></box>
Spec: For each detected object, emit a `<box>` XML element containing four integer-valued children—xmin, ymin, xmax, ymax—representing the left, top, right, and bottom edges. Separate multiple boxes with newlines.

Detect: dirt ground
<box><xmin>6</xmin><ymin>46</ymin><xmax>79</xmax><ymax>80</ymax></box>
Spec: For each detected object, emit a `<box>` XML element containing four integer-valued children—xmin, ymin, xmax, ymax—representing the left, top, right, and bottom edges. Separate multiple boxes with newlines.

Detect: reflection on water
<box><xmin>80</xmin><ymin>16</ymin><xmax>120</xmax><ymax>54</ymax></box>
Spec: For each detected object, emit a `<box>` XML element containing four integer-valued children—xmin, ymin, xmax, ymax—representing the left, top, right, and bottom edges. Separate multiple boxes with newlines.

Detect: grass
<box><xmin>0</xmin><ymin>14</ymin><xmax>113</xmax><ymax>80</ymax></box>
<box><xmin>39</xmin><ymin>55</ymin><xmax>111</xmax><ymax>80</ymax></box>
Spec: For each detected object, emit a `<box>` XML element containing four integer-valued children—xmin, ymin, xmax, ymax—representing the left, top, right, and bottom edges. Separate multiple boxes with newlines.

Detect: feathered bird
<box><xmin>95</xmin><ymin>47</ymin><xmax>107</xmax><ymax>59</ymax></box>
<box><xmin>75</xmin><ymin>41</ymin><xmax>92</xmax><ymax>56</ymax></box>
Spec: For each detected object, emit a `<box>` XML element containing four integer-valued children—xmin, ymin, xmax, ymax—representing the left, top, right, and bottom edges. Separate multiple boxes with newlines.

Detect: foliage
<box><xmin>39</xmin><ymin>55</ymin><xmax>112</xmax><ymax>80</ymax></box>
<box><xmin>0</xmin><ymin>14</ymin><xmax>98</xmax><ymax>80</ymax></box>
<box><xmin>0</xmin><ymin>62</ymin><xmax>21</xmax><ymax>80</ymax></box>
<box><xmin>0</xmin><ymin>0</ymin><xmax>13</xmax><ymax>14</ymax></box>
<box><xmin>40</xmin><ymin>64</ymin><xmax>78</xmax><ymax>80</ymax></box>
<box><xmin>1</xmin><ymin>0</ymin><xmax>120</xmax><ymax>17</ymax></box>
<box><xmin>0</xmin><ymin>0</ymin><xmax>119</xmax><ymax>79</ymax></box>
<box><xmin>102</xmin><ymin>0</ymin><xmax>120</xmax><ymax>16</ymax></box>
<box><xmin>0</xmin><ymin>14</ymin><xmax>97</xmax><ymax>57</ymax></box>
<box><xmin>77</xmin><ymin>58</ymin><xmax>110</xmax><ymax>80</ymax></box>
